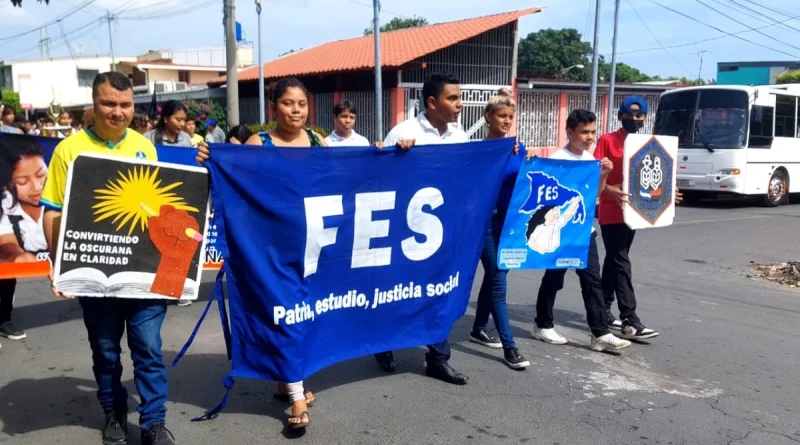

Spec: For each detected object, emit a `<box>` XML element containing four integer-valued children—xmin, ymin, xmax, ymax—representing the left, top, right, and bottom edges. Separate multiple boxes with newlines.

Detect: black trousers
<box><xmin>0</xmin><ymin>279</ymin><xmax>16</xmax><ymax>324</ymax></box>
<box><xmin>535</xmin><ymin>232</ymin><xmax>609</xmax><ymax>338</ymax></box>
<box><xmin>600</xmin><ymin>223</ymin><xmax>639</xmax><ymax>323</ymax></box>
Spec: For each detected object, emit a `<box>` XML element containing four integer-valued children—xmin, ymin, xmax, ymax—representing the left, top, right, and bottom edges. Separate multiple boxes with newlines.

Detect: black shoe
<box><xmin>469</xmin><ymin>329</ymin><xmax>502</xmax><ymax>349</ymax></box>
<box><xmin>102</xmin><ymin>412</ymin><xmax>128</xmax><ymax>445</ymax></box>
<box><xmin>141</xmin><ymin>422</ymin><xmax>176</xmax><ymax>445</ymax></box>
<box><xmin>0</xmin><ymin>321</ymin><xmax>26</xmax><ymax>340</ymax></box>
<box><xmin>374</xmin><ymin>351</ymin><xmax>395</xmax><ymax>373</ymax></box>
<box><xmin>607</xmin><ymin>311</ymin><xmax>622</xmax><ymax>331</ymax></box>
<box><xmin>503</xmin><ymin>348</ymin><xmax>530</xmax><ymax>370</ymax></box>
<box><xmin>620</xmin><ymin>319</ymin><xmax>659</xmax><ymax>340</ymax></box>
<box><xmin>425</xmin><ymin>363</ymin><xmax>468</xmax><ymax>385</ymax></box>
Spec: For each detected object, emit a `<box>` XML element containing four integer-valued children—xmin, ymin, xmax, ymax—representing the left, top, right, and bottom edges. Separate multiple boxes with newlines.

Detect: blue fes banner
<box><xmin>497</xmin><ymin>157</ymin><xmax>600</xmax><ymax>270</ymax></box>
<box><xmin>183</xmin><ymin>139</ymin><xmax>513</xmax><ymax>388</ymax></box>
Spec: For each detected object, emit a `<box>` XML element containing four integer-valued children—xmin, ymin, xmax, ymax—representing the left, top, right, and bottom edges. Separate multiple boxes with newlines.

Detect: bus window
<box><xmin>655</xmin><ymin>89</ymin><xmax>747</xmax><ymax>149</ymax></box>
<box><xmin>775</xmin><ymin>95</ymin><xmax>797</xmax><ymax>138</ymax></box>
<box><xmin>749</xmin><ymin>105</ymin><xmax>774</xmax><ymax>148</ymax></box>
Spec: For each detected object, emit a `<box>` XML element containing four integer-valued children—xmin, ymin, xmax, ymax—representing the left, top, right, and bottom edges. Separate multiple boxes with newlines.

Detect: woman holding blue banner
<box><xmin>467</xmin><ymin>89</ymin><xmax>533</xmax><ymax>369</ymax></box>
<box><xmin>243</xmin><ymin>77</ymin><xmax>324</xmax><ymax>429</ymax></box>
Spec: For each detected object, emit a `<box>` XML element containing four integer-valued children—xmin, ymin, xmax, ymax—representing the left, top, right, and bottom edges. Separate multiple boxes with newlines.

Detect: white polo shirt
<box><xmin>0</xmin><ymin>191</ymin><xmax>47</xmax><ymax>253</ymax></box>
<box><xmin>383</xmin><ymin>112</ymin><xmax>469</xmax><ymax>147</ymax></box>
<box><xmin>325</xmin><ymin>130</ymin><xmax>371</xmax><ymax>147</ymax></box>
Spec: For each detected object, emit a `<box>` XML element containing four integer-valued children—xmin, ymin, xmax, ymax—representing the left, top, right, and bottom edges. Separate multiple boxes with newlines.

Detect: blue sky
<box><xmin>1</xmin><ymin>0</ymin><xmax>798</xmax><ymax>80</ymax></box>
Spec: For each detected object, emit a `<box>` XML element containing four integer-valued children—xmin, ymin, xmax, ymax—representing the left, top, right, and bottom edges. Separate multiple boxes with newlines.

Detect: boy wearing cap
<box><xmin>593</xmin><ymin>96</ymin><xmax>659</xmax><ymax>340</ymax></box>
<box><xmin>204</xmin><ymin>119</ymin><xmax>226</xmax><ymax>143</ymax></box>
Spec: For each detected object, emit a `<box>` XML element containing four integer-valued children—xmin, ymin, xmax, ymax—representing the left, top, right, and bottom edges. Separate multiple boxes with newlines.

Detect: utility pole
<box><xmin>224</xmin><ymin>0</ymin><xmax>240</xmax><ymax>127</ymax></box>
<box><xmin>691</xmin><ymin>50</ymin><xmax>708</xmax><ymax>83</ymax></box>
<box><xmin>589</xmin><ymin>0</ymin><xmax>602</xmax><ymax>113</ymax></box>
<box><xmin>372</xmin><ymin>0</ymin><xmax>383</xmax><ymax>141</ymax></box>
<box><xmin>106</xmin><ymin>11</ymin><xmax>116</xmax><ymax>71</ymax></box>
<box><xmin>38</xmin><ymin>27</ymin><xmax>51</xmax><ymax>59</ymax></box>
<box><xmin>256</xmin><ymin>0</ymin><xmax>265</xmax><ymax>123</ymax></box>
<box><xmin>606</xmin><ymin>0</ymin><xmax>621</xmax><ymax>133</ymax></box>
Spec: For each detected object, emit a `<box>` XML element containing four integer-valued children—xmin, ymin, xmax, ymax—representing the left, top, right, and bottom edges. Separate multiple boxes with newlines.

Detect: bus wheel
<box><xmin>763</xmin><ymin>170</ymin><xmax>788</xmax><ymax>207</ymax></box>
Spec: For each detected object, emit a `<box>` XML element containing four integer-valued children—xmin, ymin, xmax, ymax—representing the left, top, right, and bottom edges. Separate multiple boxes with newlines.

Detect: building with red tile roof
<box><xmin>215</xmin><ymin>8</ymin><xmax>542</xmax><ymax>141</ymax></box>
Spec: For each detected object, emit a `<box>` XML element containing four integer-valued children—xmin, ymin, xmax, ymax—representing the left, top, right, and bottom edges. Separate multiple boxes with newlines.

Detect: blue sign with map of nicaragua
<box><xmin>497</xmin><ymin>157</ymin><xmax>600</xmax><ymax>270</ymax></box>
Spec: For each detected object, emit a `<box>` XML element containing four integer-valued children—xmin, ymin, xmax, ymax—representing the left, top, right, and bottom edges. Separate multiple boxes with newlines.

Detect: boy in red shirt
<box><xmin>594</xmin><ymin>96</ymin><xmax>681</xmax><ymax>340</ymax></box>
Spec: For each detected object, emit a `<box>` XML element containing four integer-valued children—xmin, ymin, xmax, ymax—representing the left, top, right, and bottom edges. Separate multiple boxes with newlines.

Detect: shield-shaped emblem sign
<box><xmin>625</xmin><ymin>136</ymin><xmax>675</xmax><ymax>227</ymax></box>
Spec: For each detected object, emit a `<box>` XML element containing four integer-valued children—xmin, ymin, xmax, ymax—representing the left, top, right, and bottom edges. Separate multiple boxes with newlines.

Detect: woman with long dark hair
<box><xmin>0</xmin><ymin>135</ymin><xmax>49</xmax><ymax>344</ymax></box>
<box><xmin>144</xmin><ymin>100</ymin><xmax>192</xmax><ymax>147</ymax></box>
<box><xmin>244</xmin><ymin>78</ymin><xmax>325</xmax><ymax>430</ymax></box>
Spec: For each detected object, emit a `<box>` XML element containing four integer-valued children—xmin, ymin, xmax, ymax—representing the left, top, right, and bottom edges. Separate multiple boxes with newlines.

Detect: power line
<box><xmin>712</xmin><ymin>0</ymin><xmax>775</xmax><ymax>26</ymax></box>
<box><xmin>0</xmin><ymin>0</ymin><xmax>97</xmax><ymax>42</ymax></box>
<box><xmin>692</xmin><ymin>0</ymin><xmax>800</xmax><ymax>53</ymax></box>
<box><xmin>616</xmin><ymin>12</ymin><xmax>800</xmax><ymax>55</ymax></box>
<box><xmin>719</xmin><ymin>0</ymin><xmax>800</xmax><ymax>34</ymax></box>
<box><xmin>346</xmin><ymin>0</ymin><xmax>410</xmax><ymax>20</ymax></box>
<box><xmin>11</xmin><ymin>19</ymin><xmax>103</xmax><ymax>60</ymax></box>
<box><xmin>118</xmin><ymin>0</ymin><xmax>183</xmax><ymax>16</ymax></box>
<box><xmin>646</xmin><ymin>0</ymin><xmax>800</xmax><ymax>59</ymax></box>
<box><xmin>625</xmin><ymin>0</ymin><xmax>693</xmax><ymax>76</ymax></box>
<box><xmin>583</xmin><ymin>0</ymin><xmax>594</xmax><ymax>40</ymax></box>
<box><xmin>737</xmin><ymin>0</ymin><xmax>797</xmax><ymax>20</ymax></box>
<box><xmin>118</xmin><ymin>0</ymin><xmax>218</xmax><ymax>20</ymax></box>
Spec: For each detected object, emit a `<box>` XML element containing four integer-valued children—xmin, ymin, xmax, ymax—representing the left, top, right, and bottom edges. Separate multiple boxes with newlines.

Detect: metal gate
<box><xmin>517</xmin><ymin>91</ymin><xmax>560</xmax><ymax>148</ymax></box>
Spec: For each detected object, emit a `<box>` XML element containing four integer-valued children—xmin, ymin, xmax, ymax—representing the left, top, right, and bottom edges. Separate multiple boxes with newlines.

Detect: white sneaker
<box><xmin>591</xmin><ymin>333</ymin><xmax>632</xmax><ymax>352</ymax></box>
<box><xmin>531</xmin><ymin>324</ymin><xmax>568</xmax><ymax>345</ymax></box>
<box><xmin>177</xmin><ymin>300</ymin><xmax>193</xmax><ymax>307</ymax></box>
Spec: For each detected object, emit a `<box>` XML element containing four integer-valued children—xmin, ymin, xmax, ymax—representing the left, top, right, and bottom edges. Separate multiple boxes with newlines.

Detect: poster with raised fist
<box><xmin>53</xmin><ymin>153</ymin><xmax>210</xmax><ymax>299</ymax></box>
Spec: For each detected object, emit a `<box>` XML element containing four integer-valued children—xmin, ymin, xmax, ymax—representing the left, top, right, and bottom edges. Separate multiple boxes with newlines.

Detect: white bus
<box><xmin>654</xmin><ymin>84</ymin><xmax>800</xmax><ymax>207</ymax></box>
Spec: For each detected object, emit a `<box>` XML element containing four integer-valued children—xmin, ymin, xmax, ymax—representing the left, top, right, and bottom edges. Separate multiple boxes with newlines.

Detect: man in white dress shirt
<box><xmin>324</xmin><ymin>101</ymin><xmax>371</xmax><ymax>147</ymax></box>
<box><xmin>373</xmin><ymin>72</ymin><xmax>470</xmax><ymax>386</ymax></box>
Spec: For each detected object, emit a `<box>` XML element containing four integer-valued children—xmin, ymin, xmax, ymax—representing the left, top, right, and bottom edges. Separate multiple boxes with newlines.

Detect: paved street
<box><xmin>1</xmin><ymin>198</ymin><xmax>799</xmax><ymax>445</ymax></box>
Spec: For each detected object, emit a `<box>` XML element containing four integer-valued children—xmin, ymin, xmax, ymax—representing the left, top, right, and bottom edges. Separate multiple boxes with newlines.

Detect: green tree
<box><xmin>598</xmin><ymin>57</ymin><xmax>653</xmax><ymax>83</ymax></box>
<box><xmin>776</xmin><ymin>70</ymin><xmax>800</xmax><ymax>84</ymax></box>
<box><xmin>1</xmin><ymin>90</ymin><xmax>20</xmax><ymax>113</ymax></box>
<box><xmin>517</xmin><ymin>28</ymin><xmax>592</xmax><ymax>81</ymax></box>
<box><xmin>364</xmin><ymin>16</ymin><xmax>428</xmax><ymax>35</ymax></box>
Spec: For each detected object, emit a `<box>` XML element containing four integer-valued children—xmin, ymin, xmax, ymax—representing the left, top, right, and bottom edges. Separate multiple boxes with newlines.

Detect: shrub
<box><xmin>776</xmin><ymin>70</ymin><xmax>800</xmax><ymax>84</ymax></box>
<box><xmin>183</xmin><ymin>99</ymin><xmax>227</xmax><ymax>136</ymax></box>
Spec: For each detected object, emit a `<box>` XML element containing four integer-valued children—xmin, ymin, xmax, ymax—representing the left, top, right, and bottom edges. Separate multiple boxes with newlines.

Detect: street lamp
<box><xmin>255</xmin><ymin>0</ymin><xmax>265</xmax><ymax>123</ymax></box>
<box><xmin>561</xmin><ymin>64</ymin><xmax>585</xmax><ymax>75</ymax></box>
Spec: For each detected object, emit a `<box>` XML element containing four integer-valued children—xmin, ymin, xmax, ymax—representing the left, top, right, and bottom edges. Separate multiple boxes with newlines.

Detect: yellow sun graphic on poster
<box><xmin>93</xmin><ymin>166</ymin><xmax>199</xmax><ymax>235</ymax></box>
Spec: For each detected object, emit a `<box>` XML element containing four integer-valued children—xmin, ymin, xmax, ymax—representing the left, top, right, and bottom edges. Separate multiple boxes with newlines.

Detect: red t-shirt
<box><xmin>593</xmin><ymin>129</ymin><xmax>627</xmax><ymax>225</ymax></box>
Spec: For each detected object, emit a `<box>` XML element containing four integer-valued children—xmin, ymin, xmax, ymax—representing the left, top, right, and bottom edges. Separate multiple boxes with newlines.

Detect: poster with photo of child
<box><xmin>53</xmin><ymin>153</ymin><xmax>210</xmax><ymax>300</ymax></box>
<box><xmin>0</xmin><ymin>134</ymin><xmax>52</xmax><ymax>279</ymax></box>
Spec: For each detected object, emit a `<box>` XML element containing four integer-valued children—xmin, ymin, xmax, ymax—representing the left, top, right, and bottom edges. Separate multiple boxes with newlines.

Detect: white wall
<box><xmin>8</xmin><ymin>57</ymin><xmax>136</xmax><ymax>109</ymax></box>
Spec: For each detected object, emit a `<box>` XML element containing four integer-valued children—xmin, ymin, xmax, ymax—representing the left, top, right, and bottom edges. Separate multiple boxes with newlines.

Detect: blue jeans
<box><xmin>79</xmin><ymin>297</ymin><xmax>168</xmax><ymax>430</ymax></box>
<box><xmin>472</xmin><ymin>217</ymin><xmax>516</xmax><ymax>350</ymax></box>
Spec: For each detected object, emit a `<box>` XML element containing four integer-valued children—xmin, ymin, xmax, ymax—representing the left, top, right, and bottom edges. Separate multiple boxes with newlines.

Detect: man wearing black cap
<box><xmin>593</xmin><ymin>96</ymin><xmax>680</xmax><ymax>341</ymax></box>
